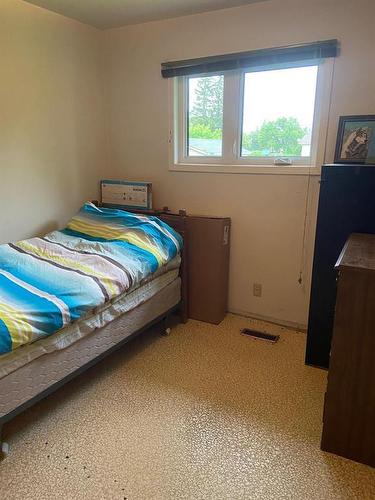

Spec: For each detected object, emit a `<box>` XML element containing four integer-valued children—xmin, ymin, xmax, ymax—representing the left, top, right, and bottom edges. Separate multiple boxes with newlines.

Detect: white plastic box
<box><xmin>101</xmin><ymin>180</ymin><xmax>153</xmax><ymax>210</ymax></box>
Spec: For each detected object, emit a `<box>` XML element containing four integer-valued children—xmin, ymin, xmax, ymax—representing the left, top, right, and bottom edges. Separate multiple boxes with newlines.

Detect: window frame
<box><xmin>169</xmin><ymin>58</ymin><xmax>333</xmax><ymax>175</ymax></box>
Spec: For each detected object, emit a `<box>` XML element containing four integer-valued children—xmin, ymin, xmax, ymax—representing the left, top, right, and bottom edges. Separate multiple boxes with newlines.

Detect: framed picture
<box><xmin>334</xmin><ymin>115</ymin><xmax>375</xmax><ymax>165</ymax></box>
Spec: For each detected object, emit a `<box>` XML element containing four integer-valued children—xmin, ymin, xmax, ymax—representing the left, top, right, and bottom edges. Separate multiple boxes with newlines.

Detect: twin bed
<box><xmin>0</xmin><ymin>203</ymin><xmax>188</xmax><ymax>457</ymax></box>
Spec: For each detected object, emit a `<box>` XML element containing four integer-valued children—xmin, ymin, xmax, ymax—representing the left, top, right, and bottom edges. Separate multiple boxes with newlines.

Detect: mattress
<box><xmin>0</xmin><ymin>276</ymin><xmax>181</xmax><ymax>419</ymax></box>
<box><xmin>0</xmin><ymin>202</ymin><xmax>182</xmax><ymax>355</ymax></box>
<box><xmin>0</xmin><ymin>254</ymin><xmax>179</xmax><ymax>380</ymax></box>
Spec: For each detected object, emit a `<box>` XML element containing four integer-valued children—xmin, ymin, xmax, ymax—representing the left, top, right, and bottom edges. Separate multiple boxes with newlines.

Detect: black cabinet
<box><xmin>305</xmin><ymin>165</ymin><xmax>375</xmax><ymax>368</ymax></box>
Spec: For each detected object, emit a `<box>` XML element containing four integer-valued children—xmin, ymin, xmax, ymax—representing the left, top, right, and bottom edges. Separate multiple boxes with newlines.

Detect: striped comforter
<box><xmin>0</xmin><ymin>203</ymin><xmax>182</xmax><ymax>354</ymax></box>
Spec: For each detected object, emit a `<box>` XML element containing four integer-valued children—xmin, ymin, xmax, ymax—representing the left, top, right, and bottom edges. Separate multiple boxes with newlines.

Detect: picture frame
<box><xmin>334</xmin><ymin>115</ymin><xmax>375</xmax><ymax>165</ymax></box>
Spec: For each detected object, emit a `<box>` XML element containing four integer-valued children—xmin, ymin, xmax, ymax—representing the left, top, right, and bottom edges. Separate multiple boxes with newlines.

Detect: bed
<box><xmin>0</xmin><ymin>203</ymin><xmax>188</xmax><ymax>457</ymax></box>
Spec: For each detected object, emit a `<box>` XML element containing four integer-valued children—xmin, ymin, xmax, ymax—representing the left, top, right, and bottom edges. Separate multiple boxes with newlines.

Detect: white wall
<box><xmin>0</xmin><ymin>0</ymin><xmax>108</xmax><ymax>244</ymax></box>
<box><xmin>103</xmin><ymin>0</ymin><xmax>375</xmax><ymax>328</ymax></box>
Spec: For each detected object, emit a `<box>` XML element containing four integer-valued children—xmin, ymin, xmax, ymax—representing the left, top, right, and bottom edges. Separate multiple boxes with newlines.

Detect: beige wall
<box><xmin>103</xmin><ymin>0</ymin><xmax>375</xmax><ymax>327</ymax></box>
<box><xmin>0</xmin><ymin>0</ymin><xmax>107</xmax><ymax>244</ymax></box>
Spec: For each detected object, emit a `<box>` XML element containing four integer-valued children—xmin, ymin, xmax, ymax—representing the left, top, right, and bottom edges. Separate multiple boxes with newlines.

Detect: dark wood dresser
<box><xmin>321</xmin><ymin>233</ymin><xmax>375</xmax><ymax>467</ymax></box>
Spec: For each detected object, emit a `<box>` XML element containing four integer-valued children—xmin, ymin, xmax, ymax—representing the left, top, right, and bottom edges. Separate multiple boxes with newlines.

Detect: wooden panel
<box><xmin>336</xmin><ymin>233</ymin><xmax>375</xmax><ymax>273</ymax></box>
<box><xmin>187</xmin><ymin>216</ymin><xmax>230</xmax><ymax>324</ymax></box>
<box><xmin>158</xmin><ymin>213</ymin><xmax>189</xmax><ymax>324</ymax></box>
<box><xmin>321</xmin><ymin>234</ymin><xmax>375</xmax><ymax>467</ymax></box>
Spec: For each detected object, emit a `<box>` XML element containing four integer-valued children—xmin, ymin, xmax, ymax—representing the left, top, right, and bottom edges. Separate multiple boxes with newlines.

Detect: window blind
<box><xmin>161</xmin><ymin>39</ymin><xmax>338</xmax><ymax>78</ymax></box>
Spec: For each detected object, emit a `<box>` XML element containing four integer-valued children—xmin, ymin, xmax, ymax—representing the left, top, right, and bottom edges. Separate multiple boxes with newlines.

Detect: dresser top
<box><xmin>336</xmin><ymin>233</ymin><xmax>375</xmax><ymax>272</ymax></box>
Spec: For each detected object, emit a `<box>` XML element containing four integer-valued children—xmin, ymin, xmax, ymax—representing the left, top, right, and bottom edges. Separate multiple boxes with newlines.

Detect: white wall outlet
<box><xmin>253</xmin><ymin>283</ymin><xmax>262</xmax><ymax>297</ymax></box>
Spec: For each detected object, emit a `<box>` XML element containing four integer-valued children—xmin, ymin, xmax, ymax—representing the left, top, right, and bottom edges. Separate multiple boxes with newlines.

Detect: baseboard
<box><xmin>228</xmin><ymin>308</ymin><xmax>307</xmax><ymax>332</ymax></box>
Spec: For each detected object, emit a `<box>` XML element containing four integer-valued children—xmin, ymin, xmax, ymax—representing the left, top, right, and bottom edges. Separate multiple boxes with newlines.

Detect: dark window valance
<box><xmin>161</xmin><ymin>39</ymin><xmax>338</xmax><ymax>78</ymax></box>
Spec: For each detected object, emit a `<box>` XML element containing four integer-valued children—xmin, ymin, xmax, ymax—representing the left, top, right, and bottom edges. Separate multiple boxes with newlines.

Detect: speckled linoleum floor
<box><xmin>1</xmin><ymin>314</ymin><xmax>374</xmax><ymax>500</ymax></box>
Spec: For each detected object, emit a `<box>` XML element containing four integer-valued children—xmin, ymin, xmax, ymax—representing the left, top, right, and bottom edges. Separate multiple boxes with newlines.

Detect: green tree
<box><xmin>243</xmin><ymin>117</ymin><xmax>306</xmax><ymax>156</ymax></box>
<box><xmin>190</xmin><ymin>76</ymin><xmax>223</xmax><ymax>133</ymax></box>
<box><xmin>189</xmin><ymin>123</ymin><xmax>222</xmax><ymax>140</ymax></box>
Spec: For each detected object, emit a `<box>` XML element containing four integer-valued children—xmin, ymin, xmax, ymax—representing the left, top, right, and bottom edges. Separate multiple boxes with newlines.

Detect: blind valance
<box><xmin>161</xmin><ymin>39</ymin><xmax>338</xmax><ymax>78</ymax></box>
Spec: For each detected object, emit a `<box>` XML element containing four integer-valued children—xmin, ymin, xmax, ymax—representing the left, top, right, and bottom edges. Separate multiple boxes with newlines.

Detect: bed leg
<box><xmin>161</xmin><ymin>314</ymin><xmax>173</xmax><ymax>336</ymax></box>
<box><xmin>180</xmin><ymin>306</ymin><xmax>188</xmax><ymax>324</ymax></box>
<box><xmin>179</xmin><ymin>297</ymin><xmax>188</xmax><ymax>324</ymax></box>
<box><xmin>0</xmin><ymin>425</ymin><xmax>10</xmax><ymax>460</ymax></box>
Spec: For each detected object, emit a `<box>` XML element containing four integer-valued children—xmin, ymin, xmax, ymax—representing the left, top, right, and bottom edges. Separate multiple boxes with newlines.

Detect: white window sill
<box><xmin>170</xmin><ymin>163</ymin><xmax>321</xmax><ymax>176</ymax></box>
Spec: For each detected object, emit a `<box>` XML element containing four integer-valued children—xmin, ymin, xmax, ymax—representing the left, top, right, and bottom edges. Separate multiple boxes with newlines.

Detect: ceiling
<box><xmin>24</xmin><ymin>0</ymin><xmax>268</xmax><ymax>30</ymax></box>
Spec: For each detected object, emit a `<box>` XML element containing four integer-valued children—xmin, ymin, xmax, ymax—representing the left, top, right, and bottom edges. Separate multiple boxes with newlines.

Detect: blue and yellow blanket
<box><xmin>0</xmin><ymin>203</ymin><xmax>182</xmax><ymax>354</ymax></box>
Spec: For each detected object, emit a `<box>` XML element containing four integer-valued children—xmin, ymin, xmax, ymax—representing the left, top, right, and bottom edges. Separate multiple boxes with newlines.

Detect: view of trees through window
<box><xmin>187</xmin><ymin>66</ymin><xmax>318</xmax><ymax>159</ymax></box>
<box><xmin>188</xmin><ymin>75</ymin><xmax>224</xmax><ymax>156</ymax></box>
<box><xmin>241</xmin><ymin>117</ymin><xmax>307</xmax><ymax>157</ymax></box>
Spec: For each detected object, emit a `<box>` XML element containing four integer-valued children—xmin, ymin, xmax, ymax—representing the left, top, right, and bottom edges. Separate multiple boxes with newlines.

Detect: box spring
<box><xmin>0</xmin><ymin>277</ymin><xmax>181</xmax><ymax>420</ymax></box>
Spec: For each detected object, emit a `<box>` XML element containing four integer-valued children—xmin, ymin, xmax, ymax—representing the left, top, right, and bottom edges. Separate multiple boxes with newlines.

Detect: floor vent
<box><xmin>241</xmin><ymin>328</ymin><xmax>280</xmax><ymax>343</ymax></box>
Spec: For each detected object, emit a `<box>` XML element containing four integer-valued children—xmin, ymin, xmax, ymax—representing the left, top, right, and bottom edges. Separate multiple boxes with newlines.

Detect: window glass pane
<box><xmin>241</xmin><ymin>66</ymin><xmax>318</xmax><ymax>158</ymax></box>
<box><xmin>187</xmin><ymin>75</ymin><xmax>224</xmax><ymax>157</ymax></box>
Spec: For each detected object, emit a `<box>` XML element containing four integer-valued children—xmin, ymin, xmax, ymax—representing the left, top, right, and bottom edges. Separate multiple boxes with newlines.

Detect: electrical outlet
<box><xmin>253</xmin><ymin>283</ymin><xmax>262</xmax><ymax>297</ymax></box>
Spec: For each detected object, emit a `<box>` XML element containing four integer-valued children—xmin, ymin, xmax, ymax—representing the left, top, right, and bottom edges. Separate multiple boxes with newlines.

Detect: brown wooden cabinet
<box><xmin>187</xmin><ymin>215</ymin><xmax>231</xmax><ymax>324</ymax></box>
<box><xmin>321</xmin><ymin>233</ymin><xmax>375</xmax><ymax>467</ymax></box>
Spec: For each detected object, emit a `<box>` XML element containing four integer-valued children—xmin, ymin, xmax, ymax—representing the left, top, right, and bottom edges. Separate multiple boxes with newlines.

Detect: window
<box><xmin>241</xmin><ymin>66</ymin><xmax>318</xmax><ymax>159</ymax></box>
<box><xmin>172</xmin><ymin>62</ymin><xmax>329</xmax><ymax>171</ymax></box>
